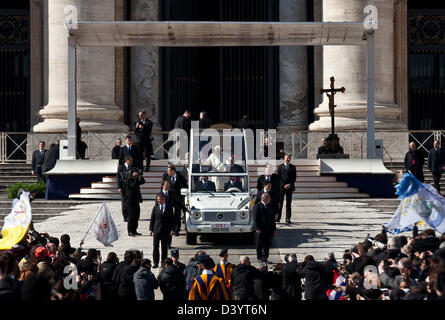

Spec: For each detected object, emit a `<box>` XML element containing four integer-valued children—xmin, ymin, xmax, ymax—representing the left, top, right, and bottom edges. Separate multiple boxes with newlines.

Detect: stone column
<box><xmin>277</xmin><ymin>0</ymin><xmax>308</xmax><ymax>157</ymax></box>
<box><xmin>278</xmin><ymin>0</ymin><xmax>308</xmax><ymax>131</ymax></box>
<box><xmin>33</xmin><ymin>0</ymin><xmax>128</xmax><ymax>132</ymax></box>
<box><xmin>130</xmin><ymin>0</ymin><xmax>161</xmax><ymax>131</ymax></box>
<box><xmin>309</xmin><ymin>0</ymin><xmax>405</xmax><ymax>131</ymax></box>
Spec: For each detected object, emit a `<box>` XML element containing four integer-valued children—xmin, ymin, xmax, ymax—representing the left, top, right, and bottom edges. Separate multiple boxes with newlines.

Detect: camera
<box><xmin>366</xmin><ymin>233</ymin><xmax>386</xmax><ymax>249</ymax></box>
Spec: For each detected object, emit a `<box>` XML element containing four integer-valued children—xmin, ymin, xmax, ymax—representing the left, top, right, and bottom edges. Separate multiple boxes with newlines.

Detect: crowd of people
<box><xmin>1</xmin><ymin>221</ymin><xmax>444</xmax><ymax>301</ymax></box>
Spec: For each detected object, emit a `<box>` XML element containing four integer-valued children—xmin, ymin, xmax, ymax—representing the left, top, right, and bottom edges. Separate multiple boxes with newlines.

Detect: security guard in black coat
<box><xmin>160</xmin><ymin>179</ymin><xmax>190</xmax><ymax>248</ymax></box>
<box><xmin>166</xmin><ymin>167</ymin><xmax>188</xmax><ymax>236</ymax></box>
<box><xmin>253</xmin><ymin>193</ymin><xmax>276</xmax><ymax>264</ymax></box>
<box><xmin>117</xmin><ymin>155</ymin><xmax>145</xmax><ymax>235</ymax></box>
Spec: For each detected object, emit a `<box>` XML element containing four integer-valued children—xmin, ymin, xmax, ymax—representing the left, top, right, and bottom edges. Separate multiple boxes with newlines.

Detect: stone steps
<box><xmin>70</xmin><ymin>160</ymin><xmax>370</xmax><ymax>200</ymax></box>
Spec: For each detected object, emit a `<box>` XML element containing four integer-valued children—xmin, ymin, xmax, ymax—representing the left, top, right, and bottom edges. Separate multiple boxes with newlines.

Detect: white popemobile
<box><xmin>181</xmin><ymin>129</ymin><xmax>257</xmax><ymax>245</ymax></box>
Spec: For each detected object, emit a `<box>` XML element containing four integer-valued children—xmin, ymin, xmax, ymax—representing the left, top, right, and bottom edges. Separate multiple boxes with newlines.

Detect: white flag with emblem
<box><xmin>90</xmin><ymin>202</ymin><xmax>119</xmax><ymax>246</ymax></box>
<box><xmin>0</xmin><ymin>191</ymin><xmax>32</xmax><ymax>250</ymax></box>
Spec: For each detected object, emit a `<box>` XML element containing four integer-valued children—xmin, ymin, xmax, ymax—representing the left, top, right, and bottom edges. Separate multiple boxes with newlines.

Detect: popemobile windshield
<box><xmin>180</xmin><ymin>128</ymin><xmax>257</xmax><ymax>245</ymax></box>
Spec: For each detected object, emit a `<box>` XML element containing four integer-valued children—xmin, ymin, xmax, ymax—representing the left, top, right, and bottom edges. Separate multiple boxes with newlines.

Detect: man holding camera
<box><xmin>135</xmin><ymin>110</ymin><xmax>154</xmax><ymax>172</ymax></box>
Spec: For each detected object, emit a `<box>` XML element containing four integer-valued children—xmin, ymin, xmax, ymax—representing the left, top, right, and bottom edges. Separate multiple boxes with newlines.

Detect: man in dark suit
<box><xmin>150</xmin><ymin>193</ymin><xmax>175</xmax><ymax>268</ymax></box>
<box><xmin>119</xmin><ymin>135</ymin><xmax>143</xmax><ymax>170</ymax></box>
<box><xmin>32</xmin><ymin>141</ymin><xmax>47</xmax><ymax>182</ymax></box>
<box><xmin>253</xmin><ymin>193</ymin><xmax>276</xmax><ymax>264</ymax></box>
<box><xmin>404</xmin><ymin>142</ymin><xmax>425</xmax><ymax>183</ymax></box>
<box><xmin>160</xmin><ymin>180</ymin><xmax>190</xmax><ymax>248</ymax></box>
<box><xmin>174</xmin><ymin>110</ymin><xmax>191</xmax><ymax>136</ymax></box>
<box><xmin>224</xmin><ymin>177</ymin><xmax>243</xmax><ymax>191</ymax></box>
<box><xmin>117</xmin><ymin>155</ymin><xmax>145</xmax><ymax>235</ymax></box>
<box><xmin>255</xmin><ymin>181</ymin><xmax>279</xmax><ymax>217</ymax></box>
<box><xmin>117</xmin><ymin>155</ymin><xmax>134</xmax><ymax>223</ymax></box>
<box><xmin>427</xmin><ymin>140</ymin><xmax>445</xmax><ymax>192</ymax></box>
<box><xmin>166</xmin><ymin>167</ymin><xmax>188</xmax><ymax>236</ymax></box>
<box><xmin>194</xmin><ymin>176</ymin><xmax>216</xmax><ymax>192</ymax></box>
<box><xmin>135</xmin><ymin>110</ymin><xmax>154</xmax><ymax>172</ymax></box>
<box><xmin>277</xmin><ymin>154</ymin><xmax>297</xmax><ymax>224</ymax></box>
<box><xmin>111</xmin><ymin>139</ymin><xmax>122</xmax><ymax>159</ymax></box>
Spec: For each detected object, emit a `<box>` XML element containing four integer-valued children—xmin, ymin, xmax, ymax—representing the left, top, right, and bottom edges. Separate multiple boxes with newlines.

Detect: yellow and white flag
<box><xmin>0</xmin><ymin>191</ymin><xmax>32</xmax><ymax>250</ymax></box>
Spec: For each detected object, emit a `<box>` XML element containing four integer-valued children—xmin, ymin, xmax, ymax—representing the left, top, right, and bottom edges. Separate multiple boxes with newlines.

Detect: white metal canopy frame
<box><xmin>66</xmin><ymin>21</ymin><xmax>376</xmax><ymax>159</ymax></box>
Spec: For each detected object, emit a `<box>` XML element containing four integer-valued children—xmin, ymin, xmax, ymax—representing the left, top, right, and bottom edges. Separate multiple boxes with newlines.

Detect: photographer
<box><xmin>135</xmin><ymin>110</ymin><xmax>154</xmax><ymax>172</ymax></box>
<box><xmin>125</xmin><ymin>169</ymin><xmax>145</xmax><ymax>237</ymax></box>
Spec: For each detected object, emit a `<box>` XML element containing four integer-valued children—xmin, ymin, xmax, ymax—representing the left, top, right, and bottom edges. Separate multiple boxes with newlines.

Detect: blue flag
<box><xmin>385</xmin><ymin>173</ymin><xmax>445</xmax><ymax>234</ymax></box>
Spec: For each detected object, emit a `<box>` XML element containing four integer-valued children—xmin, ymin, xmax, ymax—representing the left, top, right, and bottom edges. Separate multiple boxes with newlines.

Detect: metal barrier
<box><xmin>0</xmin><ymin>131</ymin><xmax>174</xmax><ymax>163</ymax></box>
<box><xmin>1</xmin><ymin>130</ymin><xmax>444</xmax><ymax>163</ymax></box>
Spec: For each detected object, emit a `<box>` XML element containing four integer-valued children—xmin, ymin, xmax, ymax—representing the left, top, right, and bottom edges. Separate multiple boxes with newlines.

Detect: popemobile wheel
<box><xmin>186</xmin><ymin>229</ymin><xmax>197</xmax><ymax>245</ymax></box>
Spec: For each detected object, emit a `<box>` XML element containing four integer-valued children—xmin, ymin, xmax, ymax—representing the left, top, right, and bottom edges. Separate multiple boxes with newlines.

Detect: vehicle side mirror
<box><xmin>181</xmin><ymin>188</ymin><xmax>189</xmax><ymax>197</ymax></box>
<box><xmin>250</xmin><ymin>188</ymin><xmax>258</xmax><ymax>196</ymax></box>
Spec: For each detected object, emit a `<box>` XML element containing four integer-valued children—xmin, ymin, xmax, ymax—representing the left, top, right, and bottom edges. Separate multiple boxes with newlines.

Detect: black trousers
<box><xmin>126</xmin><ymin>202</ymin><xmax>140</xmax><ymax>234</ymax></box>
<box><xmin>279</xmin><ymin>189</ymin><xmax>293</xmax><ymax>222</ymax></box>
<box><xmin>35</xmin><ymin>167</ymin><xmax>44</xmax><ymax>183</ymax></box>
<box><xmin>77</xmin><ymin>140</ymin><xmax>87</xmax><ymax>159</ymax></box>
<box><xmin>173</xmin><ymin>205</ymin><xmax>182</xmax><ymax>234</ymax></box>
<box><xmin>121</xmin><ymin>194</ymin><xmax>128</xmax><ymax>220</ymax></box>
<box><xmin>256</xmin><ymin>232</ymin><xmax>273</xmax><ymax>261</ymax></box>
<box><xmin>139</xmin><ymin>142</ymin><xmax>153</xmax><ymax>170</ymax></box>
<box><xmin>433</xmin><ymin>172</ymin><xmax>442</xmax><ymax>192</ymax></box>
<box><xmin>153</xmin><ymin>232</ymin><xmax>169</xmax><ymax>266</ymax></box>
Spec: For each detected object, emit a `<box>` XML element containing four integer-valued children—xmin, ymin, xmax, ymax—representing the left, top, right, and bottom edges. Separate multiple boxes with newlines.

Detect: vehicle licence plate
<box><xmin>210</xmin><ymin>222</ymin><xmax>231</xmax><ymax>229</ymax></box>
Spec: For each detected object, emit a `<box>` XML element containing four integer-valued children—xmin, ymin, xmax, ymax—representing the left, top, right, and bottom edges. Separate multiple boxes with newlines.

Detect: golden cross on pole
<box><xmin>320</xmin><ymin>77</ymin><xmax>345</xmax><ymax>137</ymax></box>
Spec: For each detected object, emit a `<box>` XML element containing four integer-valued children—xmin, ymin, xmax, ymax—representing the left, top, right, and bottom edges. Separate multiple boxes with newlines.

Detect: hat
<box><xmin>219</xmin><ymin>248</ymin><xmax>228</xmax><ymax>257</ymax></box>
<box><xmin>197</xmin><ymin>254</ymin><xmax>211</xmax><ymax>264</ymax></box>
<box><xmin>171</xmin><ymin>249</ymin><xmax>179</xmax><ymax>257</ymax></box>
<box><xmin>35</xmin><ymin>246</ymin><xmax>48</xmax><ymax>259</ymax></box>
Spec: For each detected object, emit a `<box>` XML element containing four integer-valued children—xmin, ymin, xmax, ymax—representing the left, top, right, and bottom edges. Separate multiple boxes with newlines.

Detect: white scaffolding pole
<box><xmin>67</xmin><ymin>35</ymin><xmax>77</xmax><ymax>160</ymax></box>
<box><xmin>366</xmin><ymin>31</ymin><xmax>376</xmax><ymax>159</ymax></box>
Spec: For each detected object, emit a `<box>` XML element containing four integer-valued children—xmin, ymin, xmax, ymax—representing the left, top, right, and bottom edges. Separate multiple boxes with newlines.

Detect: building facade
<box><xmin>0</xmin><ymin>0</ymin><xmax>444</xmax><ymax>160</ymax></box>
